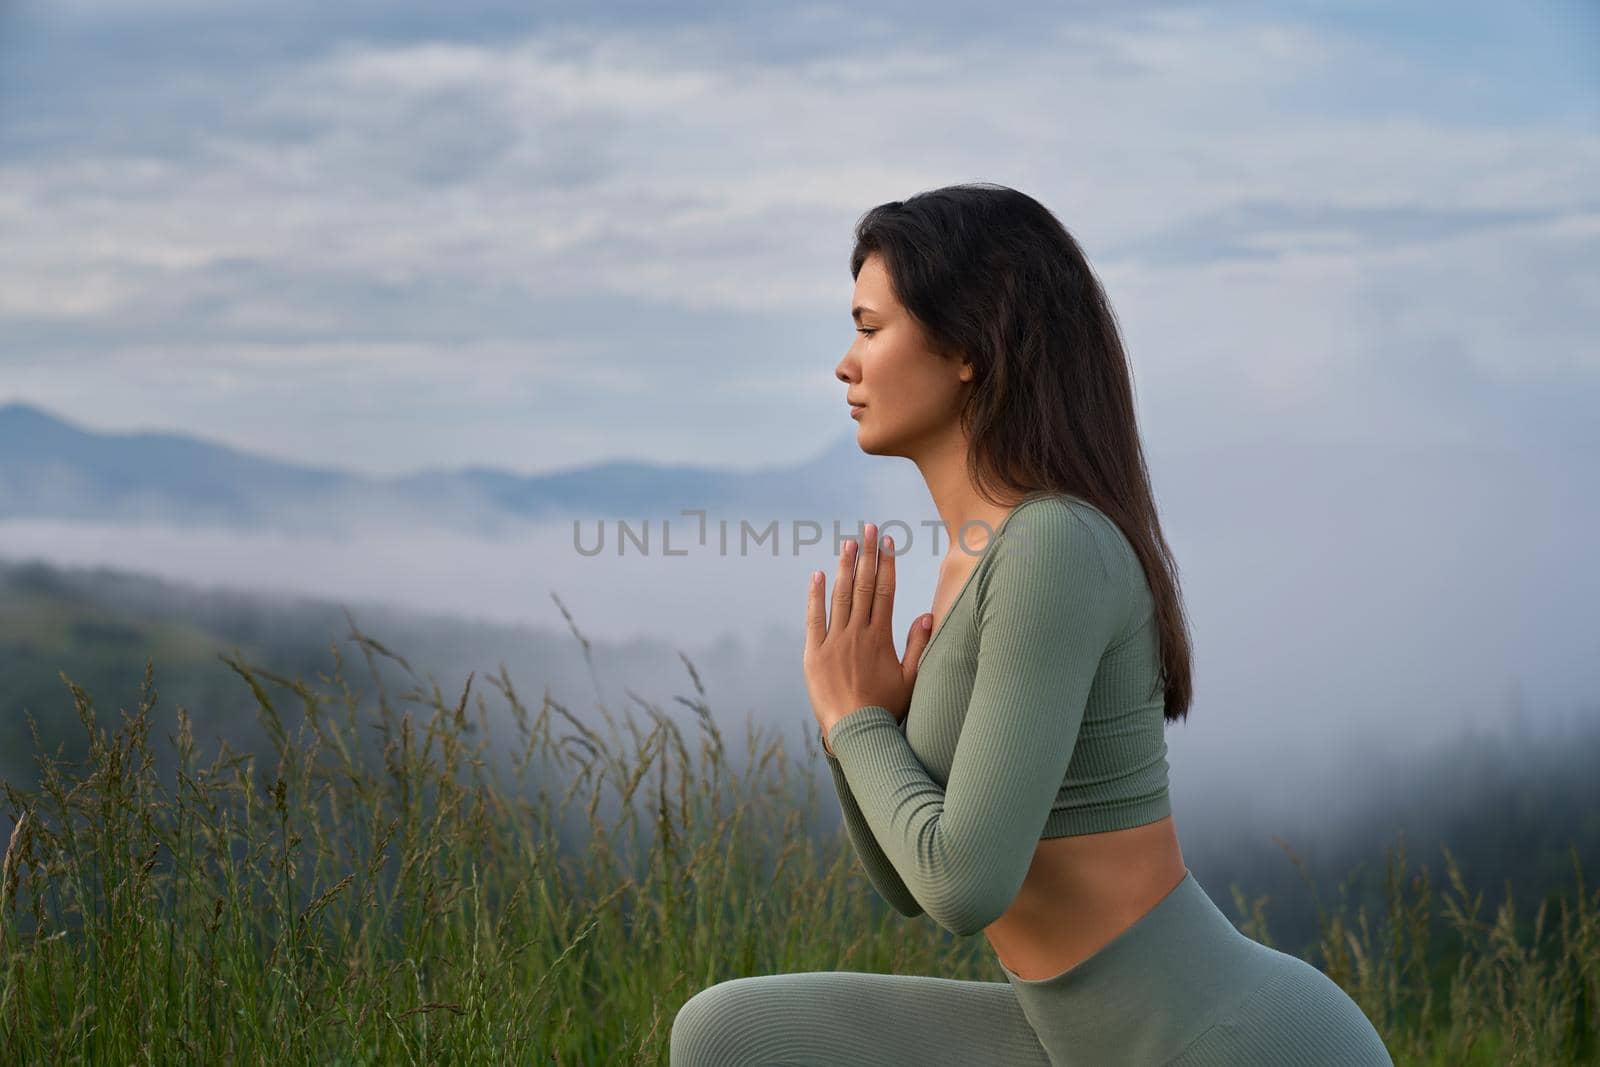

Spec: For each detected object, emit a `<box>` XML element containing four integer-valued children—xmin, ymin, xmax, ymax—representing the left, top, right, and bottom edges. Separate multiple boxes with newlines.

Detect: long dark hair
<box><xmin>850</xmin><ymin>182</ymin><xmax>1193</xmax><ymax>723</ymax></box>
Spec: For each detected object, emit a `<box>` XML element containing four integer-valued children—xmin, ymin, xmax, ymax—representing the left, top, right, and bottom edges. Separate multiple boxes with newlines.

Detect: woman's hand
<box><xmin>805</xmin><ymin>522</ymin><xmax>934</xmax><ymax>750</ymax></box>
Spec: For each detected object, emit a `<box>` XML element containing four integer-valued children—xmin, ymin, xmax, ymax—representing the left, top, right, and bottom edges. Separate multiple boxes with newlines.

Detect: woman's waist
<box><xmin>985</xmin><ymin>817</ymin><xmax>1187</xmax><ymax>980</ymax></box>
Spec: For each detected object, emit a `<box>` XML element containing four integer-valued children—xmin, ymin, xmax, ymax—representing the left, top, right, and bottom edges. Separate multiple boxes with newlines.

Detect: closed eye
<box><xmin>856</xmin><ymin>327</ymin><xmax>876</xmax><ymax>336</ymax></box>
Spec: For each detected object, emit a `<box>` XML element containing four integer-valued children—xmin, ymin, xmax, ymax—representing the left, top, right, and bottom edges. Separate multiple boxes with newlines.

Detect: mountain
<box><xmin>0</xmin><ymin>402</ymin><xmax>892</xmax><ymax>532</ymax></box>
<box><xmin>0</xmin><ymin>401</ymin><xmax>349</xmax><ymax>525</ymax></box>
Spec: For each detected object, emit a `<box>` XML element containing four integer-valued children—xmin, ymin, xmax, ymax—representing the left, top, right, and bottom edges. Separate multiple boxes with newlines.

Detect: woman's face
<box><xmin>835</xmin><ymin>252</ymin><xmax>972</xmax><ymax>458</ymax></box>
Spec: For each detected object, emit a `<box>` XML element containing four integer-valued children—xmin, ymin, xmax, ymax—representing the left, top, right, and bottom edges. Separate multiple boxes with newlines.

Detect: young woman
<box><xmin>671</xmin><ymin>184</ymin><xmax>1392</xmax><ymax>1065</ymax></box>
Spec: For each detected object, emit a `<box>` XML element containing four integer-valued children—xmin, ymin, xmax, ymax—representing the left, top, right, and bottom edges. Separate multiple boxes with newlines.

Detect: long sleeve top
<box><xmin>821</xmin><ymin>491</ymin><xmax>1172</xmax><ymax>936</ymax></box>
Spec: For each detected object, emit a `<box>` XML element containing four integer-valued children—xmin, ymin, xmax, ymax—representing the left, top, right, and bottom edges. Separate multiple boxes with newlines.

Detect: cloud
<box><xmin>0</xmin><ymin>1</ymin><xmax>1595</xmax><ymax>471</ymax></box>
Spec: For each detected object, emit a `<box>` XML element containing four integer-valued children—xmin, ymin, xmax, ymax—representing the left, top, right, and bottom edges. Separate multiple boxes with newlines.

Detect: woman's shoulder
<box><xmin>985</xmin><ymin>492</ymin><xmax>1121</xmax><ymax>585</ymax></box>
<box><xmin>974</xmin><ymin>493</ymin><xmax>1137</xmax><ymax>638</ymax></box>
<box><xmin>1001</xmin><ymin>492</ymin><xmax>1123</xmax><ymax>561</ymax></box>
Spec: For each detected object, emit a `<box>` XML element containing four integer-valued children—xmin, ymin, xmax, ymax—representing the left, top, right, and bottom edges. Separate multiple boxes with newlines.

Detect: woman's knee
<box><xmin>669</xmin><ymin>976</ymin><xmax>772</xmax><ymax>1067</ymax></box>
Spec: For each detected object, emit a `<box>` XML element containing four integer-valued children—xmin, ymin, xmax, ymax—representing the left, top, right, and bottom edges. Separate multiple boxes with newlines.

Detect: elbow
<box><xmin>873</xmin><ymin>883</ymin><xmax>925</xmax><ymax>919</ymax></box>
<box><xmin>921</xmin><ymin>850</ymin><xmax>1019</xmax><ymax>935</ymax></box>
<box><xmin>930</xmin><ymin>907</ymin><xmax>997</xmax><ymax>938</ymax></box>
<box><xmin>926</xmin><ymin>892</ymin><xmax>1008</xmax><ymax>938</ymax></box>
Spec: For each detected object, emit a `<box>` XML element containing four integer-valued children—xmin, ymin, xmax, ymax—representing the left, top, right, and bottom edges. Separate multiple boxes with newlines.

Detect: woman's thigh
<box><xmin>670</xmin><ymin>969</ymin><xmax>1055</xmax><ymax>1067</ymax></box>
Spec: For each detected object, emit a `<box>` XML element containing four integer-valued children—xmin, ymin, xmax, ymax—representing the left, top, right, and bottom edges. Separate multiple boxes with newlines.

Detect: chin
<box><xmin>854</xmin><ymin>425</ymin><xmax>904</xmax><ymax>458</ymax></box>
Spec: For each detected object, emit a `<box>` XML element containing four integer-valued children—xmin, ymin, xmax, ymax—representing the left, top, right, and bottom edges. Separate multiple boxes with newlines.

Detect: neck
<box><xmin>913</xmin><ymin>432</ymin><xmax>1030</xmax><ymax>562</ymax></box>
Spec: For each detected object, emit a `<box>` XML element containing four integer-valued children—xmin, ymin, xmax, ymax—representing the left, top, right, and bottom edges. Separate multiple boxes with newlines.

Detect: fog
<box><xmin>4</xmin><ymin>434</ymin><xmax>1593</xmax><ymax>843</ymax></box>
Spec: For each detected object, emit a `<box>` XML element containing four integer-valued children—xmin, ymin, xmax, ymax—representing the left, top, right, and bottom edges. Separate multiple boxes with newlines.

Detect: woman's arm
<box><xmin>823</xmin><ymin>501</ymin><xmax>1128</xmax><ymax>937</ymax></box>
<box><xmin>821</xmin><ymin>733</ymin><xmax>925</xmax><ymax>917</ymax></box>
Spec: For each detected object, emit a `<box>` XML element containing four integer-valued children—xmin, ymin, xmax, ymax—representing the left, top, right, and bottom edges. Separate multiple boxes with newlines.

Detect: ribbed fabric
<box><xmin>671</xmin><ymin>492</ymin><xmax>1394</xmax><ymax>1065</ymax></box>
<box><xmin>998</xmin><ymin>869</ymin><xmax>1393</xmax><ymax>1066</ymax></box>
<box><xmin>671</xmin><ymin>969</ymin><xmax>1057</xmax><ymax>1066</ymax></box>
<box><xmin>822</xmin><ymin>491</ymin><xmax>1171</xmax><ymax>935</ymax></box>
<box><xmin>669</xmin><ymin>870</ymin><xmax>1393</xmax><ymax>1065</ymax></box>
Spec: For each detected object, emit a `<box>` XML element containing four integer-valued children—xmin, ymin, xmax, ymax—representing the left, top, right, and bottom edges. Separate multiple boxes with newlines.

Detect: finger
<box><xmin>873</xmin><ymin>530</ymin><xmax>897</xmax><ymax>635</ymax></box>
<box><xmin>903</xmin><ymin>612</ymin><xmax>933</xmax><ymax>683</ymax></box>
<box><xmin>851</xmin><ymin>524</ymin><xmax>879</xmax><ymax>628</ymax></box>
<box><xmin>831</xmin><ymin>536</ymin><xmax>857</xmax><ymax>633</ymax></box>
<box><xmin>805</xmin><ymin>569</ymin><xmax>827</xmax><ymax>649</ymax></box>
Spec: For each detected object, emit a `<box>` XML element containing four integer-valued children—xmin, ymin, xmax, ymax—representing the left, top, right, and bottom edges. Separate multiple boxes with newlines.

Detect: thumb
<box><xmin>903</xmin><ymin>613</ymin><xmax>934</xmax><ymax>683</ymax></box>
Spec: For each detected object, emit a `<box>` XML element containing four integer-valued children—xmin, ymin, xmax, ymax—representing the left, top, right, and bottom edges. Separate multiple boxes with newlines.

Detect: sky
<box><xmin>0</xmin><ymin>0</ymin><xmax>1596</xmax><ymax>476</ymax></box>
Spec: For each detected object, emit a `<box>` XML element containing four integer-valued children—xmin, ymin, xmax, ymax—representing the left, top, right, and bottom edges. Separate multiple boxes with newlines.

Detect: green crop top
<box><xmin>821</xmin><ymin>490</ymin><xmax>1171</xmax><ymax>936</ymax></box>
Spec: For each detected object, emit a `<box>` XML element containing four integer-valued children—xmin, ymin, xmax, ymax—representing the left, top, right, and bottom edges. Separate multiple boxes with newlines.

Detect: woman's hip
<box><xmin>998</xmin><ymin>867</ymin><xmax>1391</xmax><ymax>1065</ymax></box>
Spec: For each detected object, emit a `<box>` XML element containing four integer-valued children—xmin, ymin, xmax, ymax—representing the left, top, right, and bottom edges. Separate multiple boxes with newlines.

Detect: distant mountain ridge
<box><xmin>0</xmin><ymin>401</ymin><xmax>888</xmax><ymax>532</ymax></box>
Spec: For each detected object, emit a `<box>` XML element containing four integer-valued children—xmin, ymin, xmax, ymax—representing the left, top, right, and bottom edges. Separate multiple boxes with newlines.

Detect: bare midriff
<box><xmin>984</xmin><ymin>816</ymin><xmax>1187</xmax><ymax>981</ymax></box>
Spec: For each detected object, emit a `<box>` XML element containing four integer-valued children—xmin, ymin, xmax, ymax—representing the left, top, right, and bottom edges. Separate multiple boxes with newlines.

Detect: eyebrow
<box><xmin>851</xmin><ymin>304</ymin><xmax>878</xmax><ymax>322</ymax></box>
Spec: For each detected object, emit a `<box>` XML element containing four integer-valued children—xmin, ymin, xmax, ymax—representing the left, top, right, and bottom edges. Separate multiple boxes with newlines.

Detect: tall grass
<box><xmin>1</xmin><ymin>614</ymin><xmax>1595</xmax><ymax>1064</ymax></box>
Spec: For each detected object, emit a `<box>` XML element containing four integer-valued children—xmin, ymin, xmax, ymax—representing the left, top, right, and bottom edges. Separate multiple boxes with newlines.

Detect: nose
<box><xmin>835</xmin><ymin>349</ymin><xmax>858</xmax><ymax>384</ymax></box>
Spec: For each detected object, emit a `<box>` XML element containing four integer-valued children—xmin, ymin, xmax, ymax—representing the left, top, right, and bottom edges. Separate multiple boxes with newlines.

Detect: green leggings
<box><xmin>669</xmin><ymin>869</ymin><xmax>1392</xmax><ymax>1065</ymax></box>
